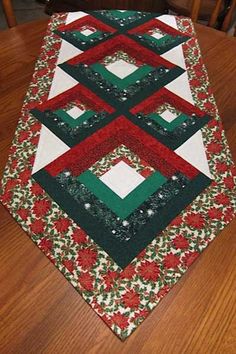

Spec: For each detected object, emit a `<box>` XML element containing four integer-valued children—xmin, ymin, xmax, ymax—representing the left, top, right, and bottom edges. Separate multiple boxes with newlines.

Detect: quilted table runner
<box><xmin>1</xmin><ymin>10</ymin><xmax>236</xmax><ymax>340</ymax></box>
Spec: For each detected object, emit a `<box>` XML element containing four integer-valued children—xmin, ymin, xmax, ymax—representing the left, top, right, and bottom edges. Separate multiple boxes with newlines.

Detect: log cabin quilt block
<box><xmin>1</xmin><ymin>10</ymin><xmax>236</xmax><ymax>340</ymax></box>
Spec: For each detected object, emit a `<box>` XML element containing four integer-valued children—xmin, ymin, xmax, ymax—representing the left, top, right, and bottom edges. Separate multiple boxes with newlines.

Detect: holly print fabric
<box><xmin>0</xmin><ymin>11</ymin><xmax>236</xmax><ymax>340</ymax></box>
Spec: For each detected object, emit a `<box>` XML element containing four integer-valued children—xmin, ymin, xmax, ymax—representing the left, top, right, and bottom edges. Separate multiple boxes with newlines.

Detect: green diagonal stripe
<box><xmin>71</xmin><ymin>30</ymin><xmax>103</xmax><ymax>41</ymax></box>
<box><xmin>55</xmin><ymin>109</ymin><xmax>96</xmax><ymax>128</ymax></box>
<box><xmin>78</xmin><ymin>170</ymin><xmax>167</xmax><ymax>219</ymax></box>
<box><xmin>91</xmin><ymin>63</ymin><xmax>153</xmax><ymax>90</ymax></box>
<box><xmin>110</xmin><ymin>10</ymin><xmax>137</xmax><ymax>19</ymax></box>
<box><xmin>148</xmin><ymin>112</ymin><xmax>189</xmax><ymax>131</ymax></box>
<box><xmin>142</xmin><ymin>33</ymin><xmax>173</xmax><ymax>46</ymax></box>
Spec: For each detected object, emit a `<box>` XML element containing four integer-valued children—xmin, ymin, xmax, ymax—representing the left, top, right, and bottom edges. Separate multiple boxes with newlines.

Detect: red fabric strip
<box><xmin>131</xmin><ymin>87</ymin><xmax>206</xmax><ymax>117</ymax></box>
<box><xmin>128</xmin><ymin>18</ymin><xmax>190</xmax><ymax>37</ymax></box>
<box><xmin>37</xmin><ymin>83</ymin><xmax>114</xmax><ymax>113</ymax></box>
<box><xmin>46</xmin><ymin>116</ymin><xmax>199</xmax><ymax>179</ymax></box>
<box><xmin>67</xmin><ymin>35</ymin><xmax>175</xmax><ymax>68</ymax></box>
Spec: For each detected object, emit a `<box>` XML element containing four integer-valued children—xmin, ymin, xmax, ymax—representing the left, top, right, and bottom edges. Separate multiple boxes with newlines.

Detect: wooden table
<box><xmin>0</xmin><ymin>19</ymin><xmax>235</xmax><ymax>354</ymax></box>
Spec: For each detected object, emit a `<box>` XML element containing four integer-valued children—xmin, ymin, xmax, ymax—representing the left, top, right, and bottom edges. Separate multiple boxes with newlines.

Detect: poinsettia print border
<box><xmin>0</xmin><ymin>12</ymin><xmax>235</xmax><ymax>341</ymax></box>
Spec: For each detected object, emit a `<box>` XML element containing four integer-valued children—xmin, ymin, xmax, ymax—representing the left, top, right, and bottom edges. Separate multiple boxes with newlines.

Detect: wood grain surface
<box><xmin>0</xmin><ymin>19</ymin><xmax>235</xmax><ymax>354</ymax></box>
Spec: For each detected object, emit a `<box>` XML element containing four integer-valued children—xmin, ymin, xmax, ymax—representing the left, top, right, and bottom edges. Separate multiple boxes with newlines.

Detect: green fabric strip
<box><xmin>129</xmin><ymin>32</ymin><xmax>190</xmax><ymax>55</ymax></box>
<box><xmin>55</xmin><ymin>109</ymin><xmax>95</xmax><ymax>128</ymax></box>
<box><xmin>91</xmin><ymin>63</ymin><xmax>153</xmax><ymax>90</ymax></box>
<box><xmin>78</xmin><ymin>170</ymin><xmax>167</xmax><ymax>219</ymax></box>
<box><xmin>71</xmin><ymin>30</ymin><xmax>103</xmax><ymax>41</ymax></box>
<box><xmin>110</xmin><ymin>10</ymin><xmax>138</xmax><ymax>19</ymax></box>
<box><xmin>142</xmin><ymin>33</ymin><xmax>173</xmax><ymax>46</ymax></box>
<box><xmin>149</xmin><ymin>112</ymin><xmax>189</xmax><ymax>131</ymax></box>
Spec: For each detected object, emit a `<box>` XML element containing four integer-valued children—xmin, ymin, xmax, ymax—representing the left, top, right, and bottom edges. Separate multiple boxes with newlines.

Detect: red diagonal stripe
<box><xmin>67</xmin><ymin>35</ymin><xmax>175</xmax><ymax>68</ymax></box>
<box><xmin>128</xmin><ymin>18</ymin><xmax>190</xmax><ymax>37</ymax></box>
<box><xmin>131</xmin><ymin>87</ymin><xmax>206</xmax><ymax>117</ymax></box>
<box><xmin>37</xmin><ymin>84</ymin><xmax>114</xmax><ymax>114</ymax></box>
<box><xmin>45</xmin><ymin>116</ymin><xmax>199</xmax><ymax>179</ymax></box>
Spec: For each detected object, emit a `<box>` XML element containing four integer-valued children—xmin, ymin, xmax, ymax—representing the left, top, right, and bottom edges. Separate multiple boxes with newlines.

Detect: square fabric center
<box><xmin>80</xmin><ymin>28</ymin><xmax>95</xmax><ymax>36</ymax></box>
<box><xmin>66</xmin><ymin>106</ymin><xmax>85</xmax><ymax>119</ymax></box>
<box><xmin>151</xmin><ymin>31</ymin><xmax>164</xmax><ymax>39</ymax></box>
<box><xmin>160</xmin><ymin>109</ymin><xmax>179</xmax><ymax>123</ymax></box>
<box><xmin>99</xmin><ymin>161</ymin><xmax>145</xmax><ymax>199</ymax></box>
<box><xmin>105</xmin><ymin>59</ymin><xmax>138</xmax><ymax>79</ymax></box>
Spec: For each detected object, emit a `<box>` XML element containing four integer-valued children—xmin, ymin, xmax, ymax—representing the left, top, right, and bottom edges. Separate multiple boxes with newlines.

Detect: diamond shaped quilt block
<box><xmin>128</xmin><ymin>18</ymin><xmax>190</xmax><ymax>54</ymax></box>
<box><xmin>55</xmin><ymin>15</ymin><xmax>117</xmax><ymax>50</ymax></box>
<box><xmin>30</xmin><ymin>83</ymin><xmax>115</xmax><ymax>147</ymax></box>
<box><xmin>59</xmin><ymin>35</ymin><xmax>185</xmax><ymax>108</ymax></box>
<box><xmin>130</xmin><ymin>87</ymin><xmax>212</xmax><ymax>150</ymax></box>
<box><xmin>33</xmin><ymin>116</ymin><xmax>211</xmax><ymax>268</ymax></box>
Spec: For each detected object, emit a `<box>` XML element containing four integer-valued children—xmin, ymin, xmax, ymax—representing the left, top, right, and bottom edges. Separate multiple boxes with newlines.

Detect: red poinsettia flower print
<box><xmin>190</xmin><ymin>78</ymin><xmax>201</xmax><ymax>88</ymax></box>
<box><xmin>173</xmin><ymin>235</ymin><xmax>189</xmax><ymax>249</ymax></box>
<box><xmin>122</xmin><ymin>290</ymin><xmax>140</xmax><ymax>309</ymax></box>
<box><xmin>182</xmin><ymin>19</ymin><xmax>190</xmax><ymax>27</ymax></box>
<box><xmin>11</xmin><ymin>158</ymin><xmax>18</xmax><ymax>170</ymax></box>
<box><xmin>184</xmin><ymin>212</ymin><xmax>205</xmax><ymax>229</ymax></box>
<box><xmin>112</xmin><ymin>312</ymin><xmax>129</xmax><ymax>330</ymax></box>
<box><xmin>39</xmin><ymin>238</ymin><xmax>53</xmax><ymax>252</ymax></box>
<box><xmin>138</xmin><ymin>261</ymin><xmax>160</xmax><ymax>281</ymax></box>
<box><xmin>17</xmin><ymin>208</ymin><xmax>29</xmax><ymax>220</ymax></box>
<box><xmin>214</xmin><ymin>193</ymin><xmax>230</xmax><ymax>206</ymax></box>
<box><xmin>30</xmin><ymin>183</ymin><xmax>44</xmax><ymax>195</ymax></box>
<box><xmin>31</xmin><ymin>122</ymin><xmax>41</xmax><ymax>132</ymax></box>
<box><xmin>19</xmin><ymin>170</ymin><xmax>31</xmax><ymax>185</ymax></box>
<box><xmin>78</xmin><ymin>272</ymin><xmax>94</xmax><ymax>292</ymax></box>
<box><xmin>33</xmin><ymin>199</ymin><xmax>51</xmax><ymax>217</ymax></box>
<box><xmin>224</xmin><ymin>176</ymin><xmax>235</xmax><ymax>189</ymax></box>
<box><xmin>5</xmin><ymin>179</ymin><xmax>18</xmax><ymax>191</ymax></box>
<box><xmin>18</xmin><ymin>131</ymin><xmax>30</xmax><ymax>143</ymax></box>
<box><xmin>207</xmin><ymin>119</ymin><xmax>218</xmax><ymax>128</ymax></box>
<box><xmin>170</xmin><ymin>215</ymin><xmax>183</xmax><ymax>227</ymax></box>
<box><xmin>231</xmin><ymin>165</ymin><xmax>236</xmax><ymax>176</ymax></box>
<box><xmin>103</xmin><ymin>270</ymin><xmax>119</xmax><ymax>291</ymax></box>
<box><xmin>30</xmin><ymin>136</ymin><xmax>40</xmax><ymax>146</ymax></box>
<box><xmin>30</xmin><ymin>219</ymin><xmax>45</xmax><ymax>234</ymax></box>
<box><xmin>120</xmin><ymin>264</ymin><xmax>136</xmax><ymax>280</ymax></box>
<box><xmin>157</xmin><ymin>285</ymin><xmax>170</xmax><ymax>298</ymax></box>
<box><xmin>38</xmin><ymin>67</ymin><xmax>49</xmax><ymax>77</ymax></box>
<box><xmin>213</xmin><ymin>130</ymin><xmax>222</xmax><ymax>140</ymax></box>
<box><xmin>223</xmin><ymin>207</ymin><xmax>234</xmax><ymax>223</ymax></box>
<box><xmin>63</xmin><ymin>259</ymin><xmax>74</xmax><ymax>273</ymax></box>
<box><xmin>77</xmin><ymin>248</ymin><xmax>97</xmax><ymax>270</ymax></box>
<box><xmin>207</xmin><ymin>142</ymin><xmax>222</xmax><ymax>154</ymax></box>
<box><xmin>163</xmin><ymin>253</ymin><xmax>180</xmax><ymax>269</ymax></box>
<box><xmin>9</xmin><ymin>146</ymin><xmax>16</xmax><ymax>154</ymax></box>
<box><xmin>72</xmin><ymin>228</ymin><xmax>87</xmax><ymax>244</ymax></box>
<box><xmin>207</xmin><ymin>207</ymin><xmax>223</xmax><ymax>220</ymax></box>
<box><xmin>54</xmin><ymin>218</ymin><xmax>71</xmax><ymax>232</ymax></box>
<box><xmin>204</xmin><ymin>101</ymin><xmax>215</xmax><ymax>113</ymax></box>
<box><xmin>28</xmin><ymin>155</ymin><xmax>35</xmax><ymax>167</ymax></box>
<box><xmin>215</xmin><ymin>162</ymin><xmax>228</xmax><ymax>173</ymax></box>
<box><xmin>1</xmin><ymin>191</ymin><xmax>12</xmax><ymax>203</ymax></box>
<box><xmin>183</xmin><ymin>251</ymin><xmax>199</xmax><ymax>267</ymax></box>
